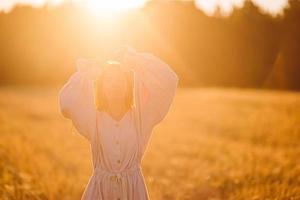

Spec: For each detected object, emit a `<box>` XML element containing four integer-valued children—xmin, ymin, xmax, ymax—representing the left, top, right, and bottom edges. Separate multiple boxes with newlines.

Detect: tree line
<box><xmin>0</xmin><ymin>0</ymin><xmax>299</xmax><ymax>90</ymax></box>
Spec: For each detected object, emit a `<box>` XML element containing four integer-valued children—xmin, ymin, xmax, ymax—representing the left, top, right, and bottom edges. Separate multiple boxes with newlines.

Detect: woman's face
<box><xmin>102</xmin><ymin>67</ymin><xmax>128</xmax><ymax>105</ymax></box>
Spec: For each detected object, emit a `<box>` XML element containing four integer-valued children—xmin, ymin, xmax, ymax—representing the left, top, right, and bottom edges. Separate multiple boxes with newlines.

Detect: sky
<box><xmin>195</xmin><ymin>0</ymin><xmax>289</xmax><ymax>16</ymax></box>
<box><xmin>0</xmin><ymin>0</ymin><xmax>290</xmax><ymax>16</ymax></box>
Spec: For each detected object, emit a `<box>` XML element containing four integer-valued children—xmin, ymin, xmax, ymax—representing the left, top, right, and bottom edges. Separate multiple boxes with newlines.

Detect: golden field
<box><xmin>0</xmin><ymin>86</ymin><xmax>299</xmax><ymax>200</ymax></box>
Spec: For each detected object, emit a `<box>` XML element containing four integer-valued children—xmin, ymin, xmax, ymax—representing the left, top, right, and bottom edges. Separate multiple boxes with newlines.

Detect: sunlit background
<box><xmin>0</xmin><ymin>0</ymin><xmax>290</xmax><ymax>15</ymax></box>
<box><xmin>0</xmin><ymin>0</ymin><xmax>300</xmax><ymax>200</ymax></box>
<box><xmin>0</xmin><ymin>0</ymin><xmax>299</xmax><ymax>89</ymax></box>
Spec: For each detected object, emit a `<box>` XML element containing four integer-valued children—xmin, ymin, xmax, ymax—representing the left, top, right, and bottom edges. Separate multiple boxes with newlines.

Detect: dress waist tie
<box><xmin>93</xmin><ymin>164</ymin><xmax>142</xmax><ymax>200</ymax></box>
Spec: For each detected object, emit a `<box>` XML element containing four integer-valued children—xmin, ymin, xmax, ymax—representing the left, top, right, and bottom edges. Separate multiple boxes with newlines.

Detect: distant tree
<box><xmin>279</xmin><ymin>0</ymin><xmax>300</xmax><ymax>90</ymax></box>
<box><xmin>0</xmin><ymin>0</ymin><xmax>298</xmax><ymax>90</ymax></box>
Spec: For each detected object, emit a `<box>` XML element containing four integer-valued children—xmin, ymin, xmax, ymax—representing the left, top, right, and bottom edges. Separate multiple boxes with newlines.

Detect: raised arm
<box><xmin>121</xmin><ymin>48</ymin><xmax>179</xmax><ymax>131</ymax></box>
<box><xmin>58</xmin><ymin>58</ymin><xmax>101</xmax><ymax>141</ymax></box>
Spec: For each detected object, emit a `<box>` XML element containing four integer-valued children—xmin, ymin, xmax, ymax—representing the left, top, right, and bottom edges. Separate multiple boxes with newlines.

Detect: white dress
<box><xmin>58</xmin><ymin>48</ymin><xmax>179</xmax><ymax>200</ymax></box>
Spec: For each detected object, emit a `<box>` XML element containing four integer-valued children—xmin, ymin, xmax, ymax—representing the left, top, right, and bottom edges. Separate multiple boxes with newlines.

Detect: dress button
<box><xmin>117</xmin><ymin>159</ymin><xmax>121</xmax><ymax>164</ymax></box>
<box><xmin>110</xmin><ymin>175</ymin><xmax>117</xmax><ymax>181</ymax></box>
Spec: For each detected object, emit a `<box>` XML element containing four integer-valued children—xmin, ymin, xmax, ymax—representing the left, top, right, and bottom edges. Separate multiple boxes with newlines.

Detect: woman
<box><xmin>58</xmin><ymin>46</ymin><xmax>179</xmax><ymax>200</ymax></box>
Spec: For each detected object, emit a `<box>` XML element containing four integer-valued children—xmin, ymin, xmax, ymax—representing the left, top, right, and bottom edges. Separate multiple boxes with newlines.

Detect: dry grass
<box><xmin>0</xmin><ymin>86</ymin><xmax>299</xmax><ymax>200</ymax></box>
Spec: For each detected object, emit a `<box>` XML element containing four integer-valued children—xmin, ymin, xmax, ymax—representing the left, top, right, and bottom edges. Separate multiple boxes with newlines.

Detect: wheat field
<box><xmin>0</xmin><ymin>86</ymin><xmax>299</xmax><ymax>200</ymax></box>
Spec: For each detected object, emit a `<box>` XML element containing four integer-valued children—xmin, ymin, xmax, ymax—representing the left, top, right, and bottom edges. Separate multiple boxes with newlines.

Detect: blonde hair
<box><xmin>93</xmin><ymin>60</ymin><xmax>135</xmax><ymax>112</ymax></box>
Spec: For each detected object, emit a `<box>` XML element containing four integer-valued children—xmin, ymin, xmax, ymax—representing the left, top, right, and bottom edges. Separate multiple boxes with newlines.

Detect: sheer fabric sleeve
<box><xmin>122</xmin><ymin>50</ymin><xmax>179</xmax><ymax>131</ymax></box>
<box><xmin>58</xmin><ymin>58</ymin><xmax>100</xmax><ymax>142</ymax></box>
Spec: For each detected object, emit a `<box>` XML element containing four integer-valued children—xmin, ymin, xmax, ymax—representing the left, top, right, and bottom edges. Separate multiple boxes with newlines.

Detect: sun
<box><xmin>85</xmin><ymin>0</ymin><xmax>146</xmax><ymax>16</ymax></box>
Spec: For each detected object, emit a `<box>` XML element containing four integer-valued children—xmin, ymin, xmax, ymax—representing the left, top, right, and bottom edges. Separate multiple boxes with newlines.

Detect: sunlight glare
<box><xmin>85</xmin><ymin>0</ymin><xmax>145</xmax><ymax>16</ymax></box>
<box><xmin>0</xmin><ymin>0</ymin><xmax>290</xmax><ymax>16</ymax></box>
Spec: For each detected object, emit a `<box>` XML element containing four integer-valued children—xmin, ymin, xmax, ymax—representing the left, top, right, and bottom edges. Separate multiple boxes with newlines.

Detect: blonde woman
<box><xmin>58</xmin><ymin>46</ymin><xmax>179</xmax><ymax>200</ymax></box>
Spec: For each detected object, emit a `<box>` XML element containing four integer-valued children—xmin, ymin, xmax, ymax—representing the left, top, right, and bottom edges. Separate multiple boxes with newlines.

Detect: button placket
<box><xmin>114</xmin><ymin>122</ymin><xmax>121</xmax><ymax>165</ymax></box>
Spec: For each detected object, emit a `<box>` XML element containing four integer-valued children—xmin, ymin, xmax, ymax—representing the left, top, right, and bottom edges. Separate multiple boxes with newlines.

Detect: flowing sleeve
<box><xmin>58</xmin><ymin>58</ymin><xmax>100</xmax><ymax>142</ymax></box>
<box><xmin>122</xmin><ymin>50</ymin><xmax>179</xmax><ymax>131</ymax></box>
